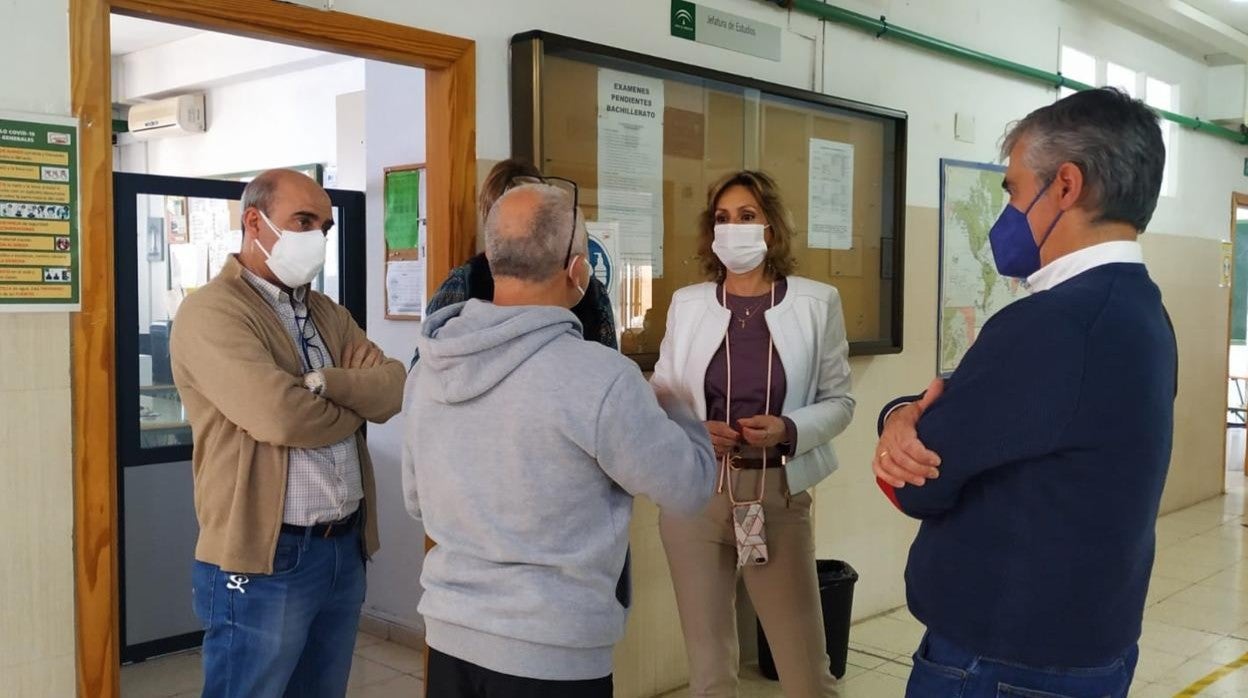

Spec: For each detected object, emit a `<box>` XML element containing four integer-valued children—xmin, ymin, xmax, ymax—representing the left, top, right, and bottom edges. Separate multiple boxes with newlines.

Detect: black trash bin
<box><xmin>758</xmin><ymin>559</ymin><xmax>858</xmax><ymax>681</ymax></box>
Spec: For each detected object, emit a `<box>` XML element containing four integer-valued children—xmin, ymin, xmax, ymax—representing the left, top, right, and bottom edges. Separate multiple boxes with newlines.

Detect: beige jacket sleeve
<box><xmin>171</xmin><ymin>299</ymin><xmax>364</xmax><ymax>449</ymax></box>
<box><xmin>318</xmin><ymin>302</ymin><xmax>406</xmax><ymax>424</ymax></box>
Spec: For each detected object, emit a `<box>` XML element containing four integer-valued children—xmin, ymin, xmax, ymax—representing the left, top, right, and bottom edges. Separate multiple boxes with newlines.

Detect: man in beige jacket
<box><xmin>171</xmin><ymin>169</ymin><xmax>405</xmax><ymax>698</ymax></box>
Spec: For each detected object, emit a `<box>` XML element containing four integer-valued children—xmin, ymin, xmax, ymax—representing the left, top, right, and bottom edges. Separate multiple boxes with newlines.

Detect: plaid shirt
<box><xmin>241</xmin><ymin>268</ymin><xmax>363</xmax><ymax>525</ymax></box>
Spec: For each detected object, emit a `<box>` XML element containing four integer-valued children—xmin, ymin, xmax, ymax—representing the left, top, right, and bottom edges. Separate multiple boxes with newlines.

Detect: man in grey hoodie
<box><xmin>402</xmin><ymin>181</ymin><xmax>717</xmax><ymax>697</ymax></box>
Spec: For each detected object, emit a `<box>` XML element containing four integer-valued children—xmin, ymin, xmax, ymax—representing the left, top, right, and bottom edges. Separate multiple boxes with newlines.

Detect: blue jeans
<box><xmin>192</xmin><ymin>528</ymin><xmax>367</xmax><ymax>698</ymax></box>
<box><xmin>906</xmin><ymin>632</ymin><xmax>1138</xmax><ymax>698</ymax></box>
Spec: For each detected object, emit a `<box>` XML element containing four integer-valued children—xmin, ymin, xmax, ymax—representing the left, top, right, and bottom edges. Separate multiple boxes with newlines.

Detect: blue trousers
<box><xmin>192</xmin><ymin>528</ymin><xmax>366</xmax><ymax>698</ymax></box>
<box><xmin>906</xmin><ymin>632</ymin><xmax>1138</xmax><ymax>698</ymax></box>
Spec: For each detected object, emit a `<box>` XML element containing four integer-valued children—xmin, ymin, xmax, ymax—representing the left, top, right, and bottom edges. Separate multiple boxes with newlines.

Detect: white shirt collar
<box><xmin>1025</xmin><ymin>241</ymin><xmax>1144</xmax><ymax>293</ymax></box>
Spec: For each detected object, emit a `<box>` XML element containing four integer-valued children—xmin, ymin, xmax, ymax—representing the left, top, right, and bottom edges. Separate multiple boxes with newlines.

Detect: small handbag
<box><xmin>728</xmin><ymin>473</ymin><xmax>769</xmax><ymax>567</ymax></box>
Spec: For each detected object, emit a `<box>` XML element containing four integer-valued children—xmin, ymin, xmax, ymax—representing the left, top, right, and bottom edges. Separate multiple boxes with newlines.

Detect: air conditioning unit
<box><xmin>127</xmin><ymin>93</ymin><xmax>206</xmax><ymax>140</ymax></box>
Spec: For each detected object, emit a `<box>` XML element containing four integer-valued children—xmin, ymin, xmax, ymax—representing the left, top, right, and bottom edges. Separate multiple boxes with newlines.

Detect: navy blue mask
<box><xmin>989</xmin><ymin>180</ymin><xmax>1063</xmax><ymax>279</ymax></box>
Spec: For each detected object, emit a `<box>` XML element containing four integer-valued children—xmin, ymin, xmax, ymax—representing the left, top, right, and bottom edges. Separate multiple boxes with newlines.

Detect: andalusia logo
<box><xmin>671</xmin><ymin>0</ymin><xmax>696</xmax><ymax>40</ymax></box>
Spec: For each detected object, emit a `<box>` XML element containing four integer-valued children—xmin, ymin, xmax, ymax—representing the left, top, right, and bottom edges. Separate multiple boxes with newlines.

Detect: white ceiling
<box><xmin>110</xmin><ymin>14</ymin><xmax>204</xmax><ymax>55</ymax></box>
<box><xmin>1185</xmin><ymin>0</ymin><xmax>1248</xmax><ymax>35</ymax></box>
<box><xmin>1080</xmin><ymin>0</ymin><xmax>1248</xmax><ymax>64</ymax></box>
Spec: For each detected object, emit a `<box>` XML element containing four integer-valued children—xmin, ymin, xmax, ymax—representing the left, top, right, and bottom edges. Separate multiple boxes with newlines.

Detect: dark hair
<box><xmin>1001</xmin><ymin>87</ymin><xmax>1165</xmax><ymax>231</ymax></box>
<box><xmin>480</xmin><ymin>158</ymin><xmax>541</xmax><ymax>220</ymax></box>
<box><xmin>697</xmin><ymin>170</ymin><xmax>797</xmax><ymax>280</ymax></box>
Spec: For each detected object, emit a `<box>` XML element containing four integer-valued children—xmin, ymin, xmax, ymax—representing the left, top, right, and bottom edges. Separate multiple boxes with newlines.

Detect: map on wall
<box><xmin>938</xmin><ymin>159</ymin><xmax>1027</xmax><ymax>376</ymax></box>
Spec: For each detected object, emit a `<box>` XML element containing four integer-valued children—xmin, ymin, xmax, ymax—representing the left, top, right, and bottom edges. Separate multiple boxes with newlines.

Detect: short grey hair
<box><xmin>240</xmin><ymin>172</ymin><xmax>280</xmax><ymax>229</ymax></box>
<box><xmin>1001</xmin><ymin>87</ymin><xmax>1165</xmax><ymax>231</ymax></box>
<box><xmin>484</xmin><ymin>183</ymin><xmax>588</xmax><ymax>281</ymax></box>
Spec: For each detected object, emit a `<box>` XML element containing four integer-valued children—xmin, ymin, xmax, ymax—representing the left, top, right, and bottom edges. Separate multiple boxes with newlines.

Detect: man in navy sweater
<box><xmin>874</xmin><ymin>88</ymin><xmax>1177</xmax><ymax>698</ymax></box>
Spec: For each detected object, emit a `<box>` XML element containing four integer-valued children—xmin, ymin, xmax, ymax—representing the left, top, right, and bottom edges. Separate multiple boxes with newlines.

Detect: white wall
<box><xmin>0</xmin><ymin>0</ymin><xmax>76</xmax><ymax>695</ymax></box>
<box><xmin>121</xmin><ymin>58</ymin><xmax>365</xmax><ymax>178</ymax></box>
<box><xmin>357</xmin><ymin>60</ymin><xmax>429</xmax><ymax>632</ymax></box>
<box><xmin>113</xmin><ymin>31</ymin><xmax>343</xmax><ymax>104</ymax></box>
<box><xmin>336</xmin><ymin>0</ymin><xmax>1246</xmax><ymax>242</ymax></box>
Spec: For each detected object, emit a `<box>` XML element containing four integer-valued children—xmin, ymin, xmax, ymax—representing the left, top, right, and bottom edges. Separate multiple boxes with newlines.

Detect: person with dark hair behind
<box><xmin>410</xmin><ymin>158</ymin><xmax>616</xmax><ymax>368</ymax></box>
<box><xmin>873</xmin><ymin>88</ymin><xmax>1177</xmax><ymax>698</ymax></box>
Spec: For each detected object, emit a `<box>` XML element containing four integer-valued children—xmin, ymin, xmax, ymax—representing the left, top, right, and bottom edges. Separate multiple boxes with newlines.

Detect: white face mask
<box><xmin>256</xmin><ymin>210</ymin><xmax>327</xmax><ymax>288</ymax></box>
<box><xmin>569</xmin><ymin>255</ymin><xmax>590</xmax><ymax>307</ymax></box>
<box><xmin>712</xmin><ymin>223</ymin><xmax>769</xmax><ymax>274</ymax></box>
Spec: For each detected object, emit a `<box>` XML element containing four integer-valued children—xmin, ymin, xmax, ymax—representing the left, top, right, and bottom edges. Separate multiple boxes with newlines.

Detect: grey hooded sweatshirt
<box><xmin>402</xmin><ymin>299</ymin><xmax>716</xmax><ymax>681</ymax></box>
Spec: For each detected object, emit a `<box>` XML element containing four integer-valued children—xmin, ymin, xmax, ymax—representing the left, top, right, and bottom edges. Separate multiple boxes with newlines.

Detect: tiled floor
<box><xmin>120</xmin><ymin>631</ymin><xmax>426</xmax><ymax>698</ymax></box>
<box><xmin>123</xmin><ymin>474</ymin><xmax>1247</xmax><ymax>698</ymax></box>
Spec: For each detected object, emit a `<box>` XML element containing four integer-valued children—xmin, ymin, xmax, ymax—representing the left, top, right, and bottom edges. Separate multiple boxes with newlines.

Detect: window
<box><xmin>1145</xmin><ymin>77</ymin><xmax>1173</xmax><ymax>110</ymax></box>
<box><xmin>1060</xmin><ymin>46</ymin><xmax>1096</xmax><ymax>99</ymax></box>
<box><xmin>1105</xmin><ymin>62</ymin><xmax>1139</xmax><ymax>98</ymax></box>
<box><xmin>1145</xmin><ymin>77</ymin><xmax>1178</xmax><ymax>197</ymax></box>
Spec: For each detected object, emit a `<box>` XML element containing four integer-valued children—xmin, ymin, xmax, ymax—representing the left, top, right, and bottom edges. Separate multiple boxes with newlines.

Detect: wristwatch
<box><xmin>303</xmin><ymin>370</ymin><xmax>326</xmax><ymax>395</ymax></box>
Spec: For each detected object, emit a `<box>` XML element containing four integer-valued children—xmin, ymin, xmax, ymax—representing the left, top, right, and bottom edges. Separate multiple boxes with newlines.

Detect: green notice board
<box><xmin>0</xmin><ymin>111</ymin><xmax>79</xmax><ymax>311</ymax></box>
<box><xmin>384</xmin><ymin>167</ymin><xmax>421</xmax><ymax>251</ymax></box>
<box><xmin>1233</xmin><ymin>222</ymin><xmax>1248</xmax><ymax>344</ymax></box>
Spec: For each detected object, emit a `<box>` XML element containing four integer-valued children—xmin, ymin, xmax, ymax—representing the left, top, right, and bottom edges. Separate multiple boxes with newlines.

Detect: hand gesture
<box><xmin>737</xmin><ymin>415</ymin><xmax>786</xmax><ymax>449</ymax></box>
<box><xmin>873</xmin><ymin>378</ymin><xmax>945</xmax><ymax>488</ymax></box>
<box><xmin>704</xmin><ymin>421</ymin><xmax>741</xmax><ymax>459</ymax></box>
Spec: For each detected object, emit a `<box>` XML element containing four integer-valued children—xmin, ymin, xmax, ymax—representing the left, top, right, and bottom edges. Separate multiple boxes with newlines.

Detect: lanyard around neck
<box><xmin>718</xmin><ymin>281</ymin><xmax>775</xmax><ymax>506</ymax></box>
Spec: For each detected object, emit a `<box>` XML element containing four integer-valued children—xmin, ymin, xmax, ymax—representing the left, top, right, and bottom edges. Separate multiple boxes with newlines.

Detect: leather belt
<box><xmin>731</xmin><ymin>458</ymin><xmax>785</xmax><ymax>470</ymax></box>
<box><xmin>729</xmin><ymin>445</ymin><xmax>787</xmax><ymax>470</ymax></box>
<box><xmin>281</xmin><ymin>509</ymin><xmax>360</xmax><ymax>538</ymax></box>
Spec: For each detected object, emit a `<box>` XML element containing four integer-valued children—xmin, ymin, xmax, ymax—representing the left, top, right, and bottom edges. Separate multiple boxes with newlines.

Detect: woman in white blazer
<box><xmin>652</xmin><ymin>170</ymin><xmax>855</xmax><ymax>698</ymax></box>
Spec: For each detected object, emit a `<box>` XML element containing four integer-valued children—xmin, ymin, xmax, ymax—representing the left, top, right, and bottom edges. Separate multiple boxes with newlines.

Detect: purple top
<box><xmin>704</xmin><ymin>278</ymin><xmax>798</xmax><ymax>456</ymax></box>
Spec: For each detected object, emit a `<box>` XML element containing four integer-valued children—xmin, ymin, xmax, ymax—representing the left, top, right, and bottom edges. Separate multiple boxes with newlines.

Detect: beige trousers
<box><xmin>659</xmin><ymin>468</ymin><xmax>837</xmax><ymax>698</ymax></box>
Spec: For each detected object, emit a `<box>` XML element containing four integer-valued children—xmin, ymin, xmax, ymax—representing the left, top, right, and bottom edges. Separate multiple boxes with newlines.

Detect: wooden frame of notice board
<box><xmin>384</xmin><ymin>163</ymin><xmax>426</xmax><ymax>320</ymax></box>
<box><xmin>510</xmin><ymin>31</ymin><xmax>908</xmax><ymax>370</ymax></box>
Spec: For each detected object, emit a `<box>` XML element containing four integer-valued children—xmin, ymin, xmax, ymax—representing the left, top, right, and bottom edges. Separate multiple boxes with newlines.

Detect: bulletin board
<box><xmin>1233</xmin><ymin>222</ymin><xmax>1248</xmax><ymax>345</ymax></box>
<box><xmin>383</xmin><ymin>163</ymin><xmax>426</xmax><ymax>320</ymax></box>
<box><xmin>510</xmin><ymin>32</ymin><xmax>907</xmax><ymax>370</ymax></box>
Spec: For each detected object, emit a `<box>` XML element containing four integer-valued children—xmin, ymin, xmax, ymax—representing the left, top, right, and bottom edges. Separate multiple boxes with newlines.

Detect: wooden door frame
<box><xmin>1230</xmin><ymin>193</ymin><xmax>1248</xmax><ymax>483</ymax></box>
<box><xmin>69</xmin><ymin>2</ymin><xmax>475</xmax><ymax>695</ymax></box>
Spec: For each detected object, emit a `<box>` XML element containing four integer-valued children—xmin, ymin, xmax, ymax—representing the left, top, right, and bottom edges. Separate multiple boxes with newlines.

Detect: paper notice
<box><xmin>386</xmin><ymin>259</ymin><xmax>425</xmax><ymax>317</ymax></box>
<box><xmin>808</xmin><ymin>138</ymin><xmax>854</xmax><ymax>250</ymax></box>
<box><xmin>169</xmin><ymin>243</ymin><xmax>208</xmax><ymax>290</ymax></box>
<box><xmin>597</xmin><ymin>68</ymin><xmax>665</xmax><ymax>277</ymax></box>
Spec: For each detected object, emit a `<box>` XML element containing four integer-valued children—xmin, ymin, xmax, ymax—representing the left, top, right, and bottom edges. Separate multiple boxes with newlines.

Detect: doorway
<box><xmin>70</xmin><ymin>2</ymin><xmax>475</xmax><ymax>696</ymax></box>
<box><xmin>1226</xmin><ymin>194</ymin><xmax>1248</xmax><ymax>488</ymax></box>
<box><xmin>113</xmin><ymin>173</ymin><xmax>367</xmax><ymax>664</ymax></box>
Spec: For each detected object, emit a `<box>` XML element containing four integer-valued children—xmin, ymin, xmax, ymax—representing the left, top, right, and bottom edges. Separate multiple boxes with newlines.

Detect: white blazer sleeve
<box><xmin>785</xmin><ymin>289</ymin><xmax>856</xmax><ymax>456</ymax></box>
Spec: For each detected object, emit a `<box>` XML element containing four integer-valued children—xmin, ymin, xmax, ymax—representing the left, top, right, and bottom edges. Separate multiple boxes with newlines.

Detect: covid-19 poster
<box><xmin>0</xmin><ymin>112</ymin><xmax>80</xmax><ymax>311</ymax></box>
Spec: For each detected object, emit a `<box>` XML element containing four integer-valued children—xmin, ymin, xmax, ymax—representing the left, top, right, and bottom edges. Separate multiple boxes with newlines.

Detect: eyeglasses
<box><xmin>509</xmin><ymin>175</ymin><xmax>580</xmax><ymax>268</ymax></box>
<box><xmin>292</xmin><ymin>305</ymin><xmax>326</xmax><ymax>371</ymax></box>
